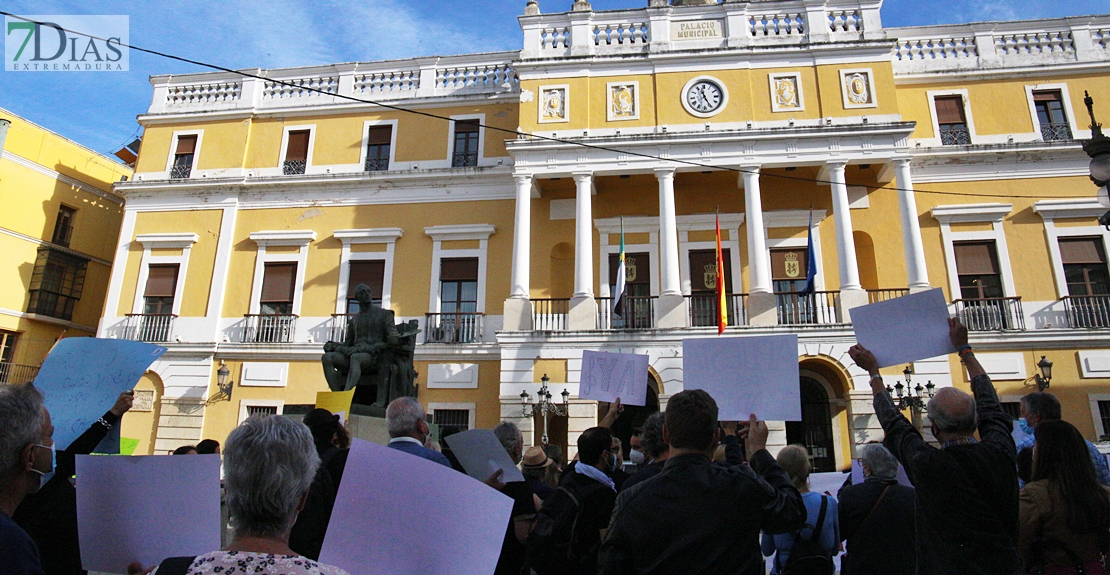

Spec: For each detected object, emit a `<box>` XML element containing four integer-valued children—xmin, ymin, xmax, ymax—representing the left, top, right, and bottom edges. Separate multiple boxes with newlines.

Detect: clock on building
<box><xmin>682</xmin><ymin>77</ymin><xmax>728</xmax><ymax>118</ymax></box>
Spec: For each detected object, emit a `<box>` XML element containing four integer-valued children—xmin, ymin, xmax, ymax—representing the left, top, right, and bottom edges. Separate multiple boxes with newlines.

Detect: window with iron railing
<box><xmin>51</xmin><ymin>205</ymin><xmax>76</xmax><ymax>247</ymax></box>
<box><xmin>246</xmin><ymin>405</ymin><xmax>279</xmax><ymax>417</ymax></box>
<box><xmin>365</xmin><ymin>126</ymin><xmax>391</xmax><ymax>172</ymax></box>
<box><xmin>1033</xmin><ymin>91</ymin><xmax>1072</xmax><ymax>141</ymax></box>
<box><xmin>451</xmin><ymin>120</ymin><xmax>479</xmax><ymax>168</ymax></box>
<box><xmin>171</xmin><ymin>135</ymin><xmax>197</xmax><ymax>179</ymax></box>
<box><xmin>934</xmin><ymin>95</ymin><xmax>971</xmax><ymax>145</ymax></box>
<box><xmin>283</xmin><ymin>130</ymin><xmax>310</xmax><ymax>175</ymax></box>
<box><xmin>432</xmin><ymin>409</ymin><xmax>471</xmax><ymax>431</ymax></box>
<box><xmin>26</xmin><ymin>247</ymin><xmax>87</xmax><ymax>321</ymax></box>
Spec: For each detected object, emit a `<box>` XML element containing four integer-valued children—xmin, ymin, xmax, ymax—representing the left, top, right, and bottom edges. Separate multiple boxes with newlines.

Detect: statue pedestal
<box><xmin>348</xmin><ymin>405</ymin><xmax>391</xmax><ymax>446</ymax></box>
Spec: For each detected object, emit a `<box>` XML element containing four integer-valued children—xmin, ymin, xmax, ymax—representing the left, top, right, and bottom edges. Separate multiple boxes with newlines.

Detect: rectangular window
<box><xmin>365</xmin><ymin>126</ymin><xmax>392</xmax><ymax>171</ymax></box>
<box><xmin>26</xmin><ymin>248</ymin><xmax>88</xmax><ymax>320</ymax></box>
<box><xmin>451</xmin><ymin>120</ymin><xmax>480</xmax><ymax>168</ymax></box>
<box><xmin>51</xmin><ymin>205</ymin><xmax>76</xmax><ymax>247</ymax></box>
<box><xmin>346</xmin><ymin>260</ymin><xmax>385</xmax><ymax>313</ymax></box>
<box><xmin>1000</xmin><ymin>402</ymin><xmax>1021</xmax><ymax>421</ymax></box>
<box><xmin>954</xmin><ymin>241</ymin><xmax>1004</xmax><ymax>300</ymax></box>
<box><xmin>260</xmin><ymin>262</ymin><xmax>297</xmax><ymax>315</ymax></box>
<box><xmin>440</xmin><ymin>258</ymin><xmax>479</xmax><ymax>314</ymax></box>
<box><xmin>0</xmin><ymin>330</ymin><xmax>19</xmax><ymax>383</ymax></box>
<box><xmin>0</xmin><ymin>330</ymin><xmax>17</xmax><ymax>364</ymax></box>
<box><xmin>283</xmin><ymin>130</ymin><xmax>310</xmax><ymax>175</ymax></box>
<box><xmin>1099</xmin><ymin>401</ymin><xmax>1110</xmax><ymax>441</ymax></box>
<box><xmin>608</xmin><ymin>252</ymin><xmax>651</xmax><ymax>328</ymax></box>
<box><xmin>246</xmin><ymin>405</ymin><xmax>279</xmax><ymax>417</ymax></box>
<box><xmin>688</xmin><ymin>249</ymin><xmax>732</xmax><ymax>293</ymax></box>
<box><xmin>432</xmin><ymin>409</ymin><xmax>471</xmax><ymax>431</ymax></box>
<box><xmin>1033</xmin><ymin>91</ymin><xmax>1071</xmax><ymax>141</ymax></box>
<box><xmin>143</xmin><ymin>264</ymin><xmax>179</xmax><ymax>315</ymax></box>
<box><xmin>171</xmin><ymin>135</ymin><xmax>196</xmax><ymax>179</ymax></box>
<box><xmin>1061</xmin><ymin>238</ymin><xmax>1110</xmax><ymax>296</ymax></box>
<box><xmin>935</xmin><ymin>96</ymin><xmax>970</xmax><ymax>145</ymax></box>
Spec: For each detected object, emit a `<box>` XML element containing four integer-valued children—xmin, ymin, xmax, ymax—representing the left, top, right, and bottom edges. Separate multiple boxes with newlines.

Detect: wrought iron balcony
<box><xmin>451</xmin><ymin>152</ymin><xmax>478</xmax><ymax>168</ymax></box>
<box><xmin>124</xmin><ymin>313</ymin><xmax>177</xmax><ymax>343</ymax></box>
<box><xmin>953</xmin><ymin>297</ymin><xmax>1025</xmax><ymax>331</ymax></box>
<box><xmin>1063</xmin><ymin>295</ymin><xmax>1110</xmax><ymax>329</ymax></box>
<box><xmin>364</xmin><ymin>156</ymin><xmax>389</xmax><ymax>172</ymax></box>
<box><xmin>424</xmin><ymin>312</ymin><xmax>484</xmax><ymax>344</ymax></box>
<box><xmin>596</xmin><ymin>296</ymin><xmax>656</xmax><ymax>329</ymax></box>
<box><xmin>531</xmin><ymin>298</ymin><xmax>570</xmax><ymax>331</ymax></box>
<box><xmin>866</xmin><ymin>288</ymin><xmax>909</xmax><ymax>304</ymax></box>
<box><xmin>282</xmin><ymin>160</ymin><xmax>307</xmax><ymax>175</ymax></box>
<box><xmin>0</xmin><ymin>362</ymin><xmax>40</xmax><ymax>384</ymax></box>
<box><xmin>939</xmin><ymin>126</ymin><xmax>971</xmax><ymax>145</ymax></box>
<box><xmin>685</xmin><ymin>293</ymin><xmax>748</xmax><ymax>327</ymax></box>
<box><xmin>775</xmin><ymin>291</ymin><xmax>842</xmax><ymax>325</ymax></box>
<box><xmin>169</xmin><ymin>163</ymin><xmax>192</xmax><ymax>179</ymax></box>
<box><xmin>328</xmin><ymin>313</ymin><xmax>353</xmax><ymax>342</ymax></box>
<box><xmin>243</xmin><ymin>313</ymin><xmax>298</xmax><ymax>343</ymax></box>
<box><xmin>1040</xmin><ymin>122</ymin><xmax>1073</xmax><ymax>142</ymax></box>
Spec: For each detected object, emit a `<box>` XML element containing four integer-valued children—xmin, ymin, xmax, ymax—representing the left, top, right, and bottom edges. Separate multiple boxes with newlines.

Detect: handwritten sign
<box><xmin>851</xmin><ymin>288</ymin><xmax>955</xmax><ymax>368</ymax></box>
<box><xmin>444</xmin><ymin>429</ymin><xmax>525</xmax><ymax>483</ymax></box>
<box><xmin>36</xmin><ymin>338</ymin><xmax>166</xmax><ymax>451</ymax></box>
<box><xmin>320</xmin><ymin>439</ymin><xmax>513</xmax><ymax>575</ymax></box>
<box><xmin>76</xmin><ymin>454</ymin><xmax>220</xmax><ymax>572</ymax></box>
<box><xmin>683</xmin><ymin>335</ymin><xmax>801</xmax><ymax>421</ymax></box>
<box><xmin>579</xmin><ymin>350</ymin><xmax>650</xmax><ymax>406</ymax></box>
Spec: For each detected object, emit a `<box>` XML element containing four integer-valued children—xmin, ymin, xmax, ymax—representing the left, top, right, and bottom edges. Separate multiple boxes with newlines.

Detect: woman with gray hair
<box><xmin>143</xmin><ymin>415</ymin><xmax>349</xmax><ymax>575</ymax></box>
<box><xmin>836</xmin><ymin>444</ymin><xmax>916</xmax><ymax>575</ymax></box>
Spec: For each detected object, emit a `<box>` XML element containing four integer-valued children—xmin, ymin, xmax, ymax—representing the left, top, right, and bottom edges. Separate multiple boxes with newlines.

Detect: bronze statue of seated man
<box><xmin>321</xmin><ymin>284</ymin><xmax>400</xmax><ymax>403</ymax></box>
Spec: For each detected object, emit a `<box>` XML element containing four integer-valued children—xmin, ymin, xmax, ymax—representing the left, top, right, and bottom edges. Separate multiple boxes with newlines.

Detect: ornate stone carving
<box><xmin>540</xmin><ymin>86</ymin><xmax>567</xmax><ymax>122</ymax></box>
<box><xmin>771</xmin><ymin>75</ymin><xmax>801</xmax><ymax>111</ymax></box>
<box><xmin>608</xmin><ymin>83</ymin><xmax>639</xmax><ymax>120</ymax></box>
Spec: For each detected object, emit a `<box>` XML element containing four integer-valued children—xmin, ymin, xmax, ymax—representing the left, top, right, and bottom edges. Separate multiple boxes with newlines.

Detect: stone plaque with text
<box><xmin>671</xmin><ymin>19</ymin><xmax>723</xmax><ymax>41</ymax></box>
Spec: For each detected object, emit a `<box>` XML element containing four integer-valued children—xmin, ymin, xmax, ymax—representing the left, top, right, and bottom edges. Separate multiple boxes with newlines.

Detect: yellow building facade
<box><xmin>103</xmin><ymin>1</ymin><xmax>1110</xmax><ymax>469</ymax></box>
<box><xmin>0</xmin><ymin>107</ymin><xmax>131</xmax><ymax>388</ymax></box>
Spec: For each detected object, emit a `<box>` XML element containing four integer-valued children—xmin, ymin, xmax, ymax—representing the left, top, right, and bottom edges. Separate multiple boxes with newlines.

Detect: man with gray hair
<box><xmin>837</xmin><ymin>444</ymin><xmax>916</xmax><ymax>575</ymax></box>
<box><xmin>850</xmin><ymin>318</ymin><xmax>1020</xmax><ymax>575</ymax></box>
<box><xmin>385</xmin><ymin>397</ymin><xmax>450</xmax><ymax>467</ymax></box>
<box><xmin>0</xmin><ymin>383</ymin><xmax>52</xmax><ymax>575</ymax></box>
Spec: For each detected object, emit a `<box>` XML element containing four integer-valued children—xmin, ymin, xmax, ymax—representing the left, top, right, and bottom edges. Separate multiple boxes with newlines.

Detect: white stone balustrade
<box><xmin>890</xmin><ymin>15</ymin><xmax>1110</xmax><ymax>74</ymax></box>
<box><xmin>749</xmin><ymin>12</ymin><xmax>806</xmax><ymax>38</ymax></box>
<box><xmin>147</xmin><ymin>53</ymin><xmax>519</xmax><ymax>115</ymax></box>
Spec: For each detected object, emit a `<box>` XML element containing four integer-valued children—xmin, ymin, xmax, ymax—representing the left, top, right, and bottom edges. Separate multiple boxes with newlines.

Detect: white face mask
<box><xmin>29</xmin><ymin>442</ymin><xmax>55</xmax><ymax>493</ymax></box>
<box><xmin>629</xmin><ymin>449</ymin><xmax>646</xmax><ymax>465</ymax></box>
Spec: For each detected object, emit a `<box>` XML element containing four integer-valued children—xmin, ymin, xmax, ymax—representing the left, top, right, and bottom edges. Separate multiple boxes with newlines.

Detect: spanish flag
<box><xmin>715</xmin><ymin>212</ymin><xmax>727</xmax><ymax>335</ymax></box>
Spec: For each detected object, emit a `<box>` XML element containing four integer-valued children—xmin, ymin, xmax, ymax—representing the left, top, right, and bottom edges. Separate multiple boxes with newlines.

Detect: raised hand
<box><xmin>110</xmin><ymin>390</ymin><xmax>135</xmax><ymax>417</ymax></box>
<box><xmin>745</xmin><ymin>413</ymin><xmax>768</xmax><ymax>454</ymax></box>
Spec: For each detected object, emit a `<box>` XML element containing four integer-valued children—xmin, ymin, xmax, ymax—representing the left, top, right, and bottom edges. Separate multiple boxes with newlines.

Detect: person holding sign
<box><xmin>598</xmin><ymin>390</ymin><xmax>805</xmax><ymax>574</ymax></box>
<box><xmin>0</xmin><ymin>383</ymin><xmax>52</xmax><ymax>575</ymax></box>
<box><xmin>848</xmin><ymin>319</ymin><xmax>1021</xmax><ymax>575</ymax></box>
<box><xmin>16</xmin><ymin>389</ymin><xmax>134</xmax><ymax>575</ymax></box>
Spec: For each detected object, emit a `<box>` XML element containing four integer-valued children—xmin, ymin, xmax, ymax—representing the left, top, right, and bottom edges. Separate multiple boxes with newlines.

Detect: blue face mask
<box><xmin>1018</xmin><ymin>418</ymin><xmax>1035</xmax><ymax>436</ymax></box>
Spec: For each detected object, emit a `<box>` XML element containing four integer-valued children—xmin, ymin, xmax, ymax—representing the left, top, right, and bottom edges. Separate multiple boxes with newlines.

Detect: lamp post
<box><xmin>886</xmin><ymin>365</ymin><xmax>936</xmax><ymax>428</ymax></box>
<box><xmin>521</xmin><ymin>373</ymin><xmax>570</xmax><ymax>445</ymax></box>
<box><xmin>1082</xmin><ymin>92</ymin><xmax>1110</xmax><ymax>228</ymax></box>
<box><xmin>1035</xmin><ymin>355</ymin><xmax>1053</xmax><ymax>391</ymax></box>
<box><xmin>205</xmin><ymin>360</ymin><xmax>234</xmax><ymax>405</ymax></box>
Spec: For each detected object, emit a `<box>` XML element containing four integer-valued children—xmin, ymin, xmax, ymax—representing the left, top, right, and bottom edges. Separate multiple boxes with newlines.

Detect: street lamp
<box><xmin>205</xmin><ymin>360</ymin><xmax>234</xmax><ymax>405</ymax></box>
<box><xmin>521</xmin><ymin>373</ymin><xmax>570</xmax><ymax>445</ymax></box>
<box><xmin>887</xmin><ymin>365</ymin><xmax>936</xmax><ymax>426</ymax></box>
<box><xmin>1035</xmin><ymin>355</ymin><xmax>1053</xmax><ymax>391</ymax></box>
<box><xmin>1082</xmin><ymin>92</ymin><xmax>1110</xmax><ymax>228</ymax></box>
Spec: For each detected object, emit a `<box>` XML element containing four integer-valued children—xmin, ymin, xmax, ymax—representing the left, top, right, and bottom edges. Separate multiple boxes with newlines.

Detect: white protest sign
<box><xmin>683</xmin><ymin>335</ymin><xmax>801</xmax><ymax>421</ymax></box>
<box><xmin>444</xmin><ymin>428</ymin><xmax>526</xmax><ymax>483</ymax></box>
<box><xmin>579</xmin><ymin>350</ymin><xmax>650</xmax><ymax>406</ymax></box>
<box><xmin>320</xmin><ymin>439</ymin><xmax>514</xmax><ymax>575</ymax></box>
<box><xmin>76</xmin><ymin>455</ymin><xmax>221</xmax><ymax>573</ymax></box>
<box><xmin>851</xmin><ymin>288</ymin><xmax>955</xmax><ymax>368</ymax></box>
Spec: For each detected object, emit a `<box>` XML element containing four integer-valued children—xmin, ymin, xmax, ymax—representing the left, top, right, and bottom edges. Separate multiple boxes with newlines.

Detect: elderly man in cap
<box><xmin>522</xmin><ymin>446</ymin><xmax>558</xmax><ymax>501</ymax></box>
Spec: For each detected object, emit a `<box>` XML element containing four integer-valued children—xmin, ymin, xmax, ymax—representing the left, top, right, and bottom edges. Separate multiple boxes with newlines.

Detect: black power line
<box><xmin>1</xmin><ymin>11</ymin><xmax>1096</xmax><ymax>201</ymax></box>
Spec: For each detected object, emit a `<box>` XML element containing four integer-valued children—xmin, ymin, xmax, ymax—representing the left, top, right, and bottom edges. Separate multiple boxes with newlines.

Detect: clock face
<box><xmin>686</xmin><ymin>81</ymin><xmax>723</xmax><ymax>113</ymax></box>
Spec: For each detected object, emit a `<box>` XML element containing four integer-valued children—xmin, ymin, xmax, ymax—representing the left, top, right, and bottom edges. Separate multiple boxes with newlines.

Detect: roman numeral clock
<box><xmin>682</xmin><ymin>76</ymin><xmax>728</xmax><ymax>118</ymax></box>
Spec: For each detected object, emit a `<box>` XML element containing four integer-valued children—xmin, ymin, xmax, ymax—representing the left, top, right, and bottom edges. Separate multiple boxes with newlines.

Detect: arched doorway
<box><xmin>600</xmin><ymin>375</ymin><xmax>660</xmax><ymax>459</ymax></box>
<box><xmin>785</xmin><ymin>377</ymin><xmax>836</xmax><ymax>472</ymax></box>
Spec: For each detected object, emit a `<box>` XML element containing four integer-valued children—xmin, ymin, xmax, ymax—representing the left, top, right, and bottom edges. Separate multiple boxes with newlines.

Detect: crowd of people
<box><xmin>2</xmin><ymin>317</ymin><xmax>1109</xmax><ymax>574</ymax></box>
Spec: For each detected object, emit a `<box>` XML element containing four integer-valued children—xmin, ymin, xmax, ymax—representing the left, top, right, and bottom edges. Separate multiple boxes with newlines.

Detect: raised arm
<box><xmin>58</xmin><ymin>391</ymin><xmax>134</xmax><ymax>477</ymax></box>
<box><xmin>848</xmin><ymin>344</ymin><xmax>931</xmax><ymax>476</ymax></box>
<box><xmin>746</xmin><ymin>415</ymin><xmax>806</xmax><ymax>534</ymax></box>
<box><xmin>950</xmin><ymin>318</ymin><xmax>1015</xmax><ymax>456</ymax></box>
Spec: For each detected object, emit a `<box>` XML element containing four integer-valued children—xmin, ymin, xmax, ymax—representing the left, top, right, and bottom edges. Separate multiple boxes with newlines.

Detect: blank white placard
<box><xmin>851</xmin><ymin>288</ymin><xmax>955</xmax><ymax>368</ymax></box>
<box><xmin>683</xmin><ymin>334</ymin><xmax>801</xmax><ymax>421</ymax></box>
<box><xmin>444</xmin><ymin>428</ymin><xmax>526</xmax><ymax>483</ymax></box>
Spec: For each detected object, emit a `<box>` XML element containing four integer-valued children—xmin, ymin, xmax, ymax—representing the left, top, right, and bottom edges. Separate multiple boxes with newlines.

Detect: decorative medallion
<box><xmin>703</xmin><ymin>264</ymin><xmax>718</xmax><ymax>289</ymax></box>
<box><xmin>681</xmin><ymin>76</ymin><xmax>729</xmax><ymax>118</ymax></box>
<box><xmin>608</xmin><ymin>82</ymin><xmax>640</xmax><ymax>121</ymax></box>
<box><xmin>784</xmin><ymin>252</ymin><xmax>801</xmax><ymax>278</ymax></box>
<box><xmin>769</xmin><ymin>72</ymin><xmax>804</xmax><ymax>112</ymax></box>
<box><xmin>538</xmin><ymin>85</ymin><xmax>568</xmax><ymax>123</ymax></box>
<box><xmin>625</xmin><ymin>256</ymin><xmax>638</xmax><ymax>282</ymax></box>
<box><xmin>840</xmin><ymin>69</ymin><xmax>877</xmax><ymax>109</ymax></box>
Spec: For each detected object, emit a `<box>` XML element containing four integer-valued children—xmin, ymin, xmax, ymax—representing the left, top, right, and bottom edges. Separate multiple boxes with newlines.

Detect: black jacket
<box><xmin>598</xmin><ymin>449</ymin><xmax>806</xmax><ymax>575</ymax></box>
<box><xmin>837</xmin><ymin>478</ymin><xmax>916</xmax><ymax>575</ymax></box>
<box><xmin>14</xmin><ymin>411</ymin><xmax>117</xmax><ymax>575</ymax></box>
<box><xmin>876</xmin><ymin>373</ymin><xmax>1021</xmax><ymax>575</ymax></box>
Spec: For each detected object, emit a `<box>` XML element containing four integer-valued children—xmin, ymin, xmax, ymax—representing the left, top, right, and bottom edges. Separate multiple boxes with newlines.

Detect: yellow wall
<box><xmin>120</xmin><ymin>210</ymin><xmax>224</xmax><ymax>317</ymax></box>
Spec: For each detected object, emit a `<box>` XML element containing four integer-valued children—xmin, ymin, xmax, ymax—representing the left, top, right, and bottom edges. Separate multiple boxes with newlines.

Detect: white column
<box><xmin>656</xmin><ymin>168</ymin><xmax>681</xmax><ymax>296</ymax></box>
<box><xmin>572</xmin><ymin>172</ymin><xmax>594</xmax><ymax>298</ymax></box>
<box><xmin>742</xmin><ymin>166</ymin><xmax>772</xmax><ymax>294</ymax></box>
<box><xmin>510</xmin><ymin>174</ymin><xmax>532</xmax><ymax>298</ymax></box>
<box><xmin>894</xmin><ymin>158</ymin><xmax>930</xmax><ymax>290</ymax></box>
<box><xmin>828</xmin><ymin>161</ymin><xmax>862</xmax><ymax>292</ymax></box>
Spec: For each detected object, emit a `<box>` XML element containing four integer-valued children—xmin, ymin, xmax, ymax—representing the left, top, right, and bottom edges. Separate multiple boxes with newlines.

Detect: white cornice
<box><xmin>424</xmin><ymin>224</ymin><xmax>496</xmax><ymax>242</ymax></box>
<box><xmin>676</xmin><ymin>213</ymin><xmax>746</xmax><ymax>231</ymax></box>
<box><xmin>136</xmin><ymin>232</ymin><xmax>200</xmax><ymax>249</ymax></box>
<box><xmin>1033</xmin><ymin>199</ymin><xmax>1108</xmax><ymax>221</ymax></box>
<box><xmin>1</xmin><ymin>150</ymin><xmax>125</xmax><ymax>205</ymax></box>
<box><xmin>334</xmin><ymin>228</ymin><xmax>404</xmax><ymax>244</ymax></box>
<box><xmin>931</xmin><ymin>203</ymin><xmax>1012</xmax><ymax>223</ymax></box>
<box><xmin>594</xmin><ymin>216</ymin><xmax>659</xmax><ymax>235</ymax></box>
<box><xmin>249</xmin><ymin>230</ymin><xmax>317</xmax><ymax>247</ymax></box>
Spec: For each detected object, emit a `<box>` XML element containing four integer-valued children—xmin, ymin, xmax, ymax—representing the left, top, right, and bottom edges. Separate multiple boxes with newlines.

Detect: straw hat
<box><xmin>522</xmin><ymin>446</ymin><xmax>554</xmax><ymax>469</ymax></box>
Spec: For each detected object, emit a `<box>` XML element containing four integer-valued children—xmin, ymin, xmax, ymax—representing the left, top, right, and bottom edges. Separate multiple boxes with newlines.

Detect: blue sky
<box><xmin>1</xmin><ymin>0</ymin><xmax>1106</xmax><ymax>159</ymax></box>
